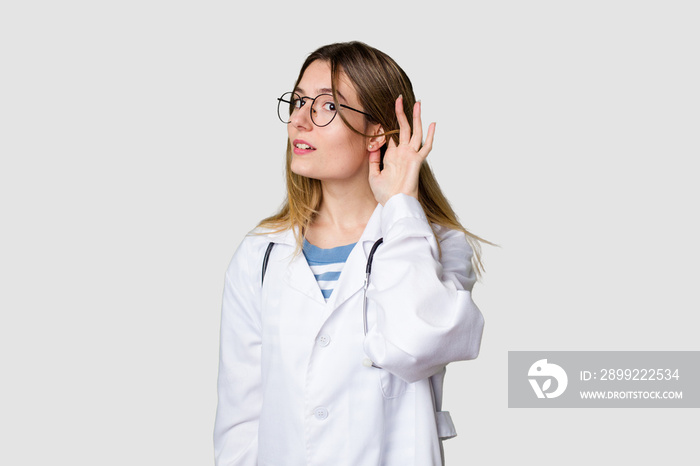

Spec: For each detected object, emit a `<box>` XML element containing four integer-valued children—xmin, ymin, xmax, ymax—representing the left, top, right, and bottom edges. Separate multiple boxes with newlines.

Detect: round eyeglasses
<box><xmin>277</xmin><ymin>92</ymin><xmax>374</xmax><ymax>127</ymax></box>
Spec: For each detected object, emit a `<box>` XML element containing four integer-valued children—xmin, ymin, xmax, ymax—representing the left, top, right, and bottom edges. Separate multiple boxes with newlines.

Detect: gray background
<box><xmin>1</xmin><ymin>1</ymin><xmax>698</xmax><ymax>465</ymax></box>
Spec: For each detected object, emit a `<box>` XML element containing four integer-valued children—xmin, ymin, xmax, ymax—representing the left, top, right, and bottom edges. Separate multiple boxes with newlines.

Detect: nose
<box><xmin>289</xmin><ymin>102</ymin><xmax>313</xmax><ymax>131</ymax></box>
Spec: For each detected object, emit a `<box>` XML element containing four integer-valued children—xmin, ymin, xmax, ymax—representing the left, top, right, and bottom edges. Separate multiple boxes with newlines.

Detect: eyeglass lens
<box><xmin>277</xmin><ymin>92</ymin><xmax>338</xmax><ymax>127</ymax></box>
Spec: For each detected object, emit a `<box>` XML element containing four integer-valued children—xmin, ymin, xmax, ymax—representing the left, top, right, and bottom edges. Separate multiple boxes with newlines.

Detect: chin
<box><xmin>291</xmin><ymin>158</ymin><xmax>365</xmax><ymax>182</ymax></box>
<box><xmin>290</xmin><ymin>160</ymin><xmax>322</xmax><ymax>180</ymax></box>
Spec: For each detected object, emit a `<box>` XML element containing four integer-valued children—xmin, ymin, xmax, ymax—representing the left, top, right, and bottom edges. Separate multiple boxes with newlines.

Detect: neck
<box><xmin>319</xmin><ymin>181</ymin><xmax>377</xmax><ymax>226</ymax></box>
<box><xmin>305</xmin><ymin>178</ymin><xmax>377</xmax><ymax>248</ymax></box>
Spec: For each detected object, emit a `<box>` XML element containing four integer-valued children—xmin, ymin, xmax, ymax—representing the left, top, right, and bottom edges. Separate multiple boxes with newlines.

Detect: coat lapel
<box><xmin>264</xmin><ymin>229</ymin><xmax>327</xmax><ymax>306</ymax></box>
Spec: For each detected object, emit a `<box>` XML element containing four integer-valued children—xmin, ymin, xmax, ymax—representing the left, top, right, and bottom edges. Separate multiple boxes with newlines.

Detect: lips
<box><xmin>293</xmin><ymin>139</ymin><xmax>316</xmax><ymax>154</ymax></box>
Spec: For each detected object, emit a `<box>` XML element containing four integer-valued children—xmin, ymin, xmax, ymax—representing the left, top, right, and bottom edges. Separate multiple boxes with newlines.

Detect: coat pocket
<box><xmin>379</xmin><ymin>370</ymin><xmax>412</xmax><ymax>399</ymax></box>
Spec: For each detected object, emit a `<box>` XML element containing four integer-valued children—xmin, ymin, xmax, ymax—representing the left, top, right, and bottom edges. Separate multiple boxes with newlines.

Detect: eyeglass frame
<box><xmin>277</xmin><ymin>91</ymin><xmax>374</xmax><ymax>127</ymax></box>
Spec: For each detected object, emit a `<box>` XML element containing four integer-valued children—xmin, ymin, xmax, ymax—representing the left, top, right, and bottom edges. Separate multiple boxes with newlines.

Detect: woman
<box><xmin>214</xmin><ymin>41</ymin><xmax>485</xmax><ymax>466</ymax></box>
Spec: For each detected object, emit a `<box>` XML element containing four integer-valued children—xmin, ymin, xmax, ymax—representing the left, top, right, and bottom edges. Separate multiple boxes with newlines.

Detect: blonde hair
<box><xmin>259</xmin><ymin>41</ymin><xmax>488</xmax><ymax>275</ymax></box>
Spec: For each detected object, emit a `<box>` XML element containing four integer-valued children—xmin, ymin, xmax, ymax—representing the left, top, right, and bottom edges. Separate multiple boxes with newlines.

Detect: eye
<box><xmin>321</xmin><ymin>101</ymin><xmax>336</xmax><ymax>112</ymax></box>
<box><xmin>291</xmin><ymin>97</ymin><xmax>304</xmax><ymax>109</ymax></box>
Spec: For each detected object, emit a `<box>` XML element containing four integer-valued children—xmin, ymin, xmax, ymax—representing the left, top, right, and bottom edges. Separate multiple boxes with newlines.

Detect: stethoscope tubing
<box><xmin>362</xmin><ymin>238</ymin><xmax>384</xmax><ymax>368</ymax></box>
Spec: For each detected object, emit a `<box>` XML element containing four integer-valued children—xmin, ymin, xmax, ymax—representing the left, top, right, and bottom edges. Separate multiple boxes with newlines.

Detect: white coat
<box><xmin>214</xmin><ymin>194</ymin><xmax>485</xmax><ymax>466</ymax></box>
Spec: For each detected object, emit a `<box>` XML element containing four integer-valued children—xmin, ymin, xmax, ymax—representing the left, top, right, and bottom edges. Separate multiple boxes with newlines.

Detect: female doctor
<box><xmin>214</xmin><ymin>41</ymin><xmax>485</xmax><ymax>466</ymax></box>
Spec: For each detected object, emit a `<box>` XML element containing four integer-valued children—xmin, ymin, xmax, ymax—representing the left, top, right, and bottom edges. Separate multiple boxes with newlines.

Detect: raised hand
<box><xmin>368</xmin><ymin>95</ymin><xmax>436</xmax><ymax>205</ymax></box>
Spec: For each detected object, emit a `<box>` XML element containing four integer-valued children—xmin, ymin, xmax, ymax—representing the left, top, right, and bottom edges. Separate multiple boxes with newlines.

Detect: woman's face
<box><xmin>288</xmin><ymin>60</ymin><xmax>376</xmax><ymax>185</ymax></box>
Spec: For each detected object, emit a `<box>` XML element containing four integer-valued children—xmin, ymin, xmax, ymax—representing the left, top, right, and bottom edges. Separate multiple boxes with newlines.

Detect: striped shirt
<box><xmin>302</xmin><ymin>239</ymin><xmax>356</xmax><ymax>301</ymax></box>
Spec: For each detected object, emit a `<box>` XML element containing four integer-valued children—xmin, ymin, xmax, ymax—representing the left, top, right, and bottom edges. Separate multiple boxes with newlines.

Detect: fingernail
<box><xmin>398</xmin><ymin>94</ymin><xmax>402</xmax><ymax>100</ymax></box>
<box><xmin>417</xmin><ymin>99</ymin><xmax>421</xmax><ymax>104</ymax></box>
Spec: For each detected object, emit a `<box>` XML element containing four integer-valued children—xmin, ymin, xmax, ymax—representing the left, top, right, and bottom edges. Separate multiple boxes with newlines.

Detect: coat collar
<box><xmin>265</xmin><ymin>202</ymin><xmax>384</xmax><ymax>312</ymax></box>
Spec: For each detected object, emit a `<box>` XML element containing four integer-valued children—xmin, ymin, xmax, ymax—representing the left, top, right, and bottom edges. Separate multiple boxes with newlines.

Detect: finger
<box><xmin>395</xmin><ymin>95</ymin><xmax>411</xmax><ymax>146</ymax></box>
<box><xmin>411</xmin><ymin>101</ymin><xmax>423</xmax><ymax>151</ymax></box>
<box><xmin>368</xmin><ymin>149</ymin><xmax>382</xmax><ymax>177</ymax></box>
<box><xmin>383</xmin><ymin>136</ymin><xmax>397</xmax><ymax>163</ymax></box>
<box><xmin>418</xmin><ymin>122</ymin><xmax>436</xmax><ymax>159</ymax></box>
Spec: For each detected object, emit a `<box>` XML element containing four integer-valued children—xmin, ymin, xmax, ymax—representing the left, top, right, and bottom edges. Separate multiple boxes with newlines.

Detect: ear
<box><xmin>367</xmin><ymin>124</ymin><xmax>386</xmax><ymax>152</ymax></box>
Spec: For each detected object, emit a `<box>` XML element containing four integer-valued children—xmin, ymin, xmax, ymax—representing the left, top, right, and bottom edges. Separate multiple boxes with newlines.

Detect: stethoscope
<box><xmin>362</xmin><ymin>238</ymin><xmax>383</xmax><ymax>368</ymax></box>
<box><xmin>262</xmin><ymin>237</ymin><xmax>385</xmax><ymax>369</ymax></box>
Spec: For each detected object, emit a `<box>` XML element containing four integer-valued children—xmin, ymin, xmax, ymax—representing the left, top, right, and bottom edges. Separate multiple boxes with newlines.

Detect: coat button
<box><xmin>313</xmin><ymin>407</ymin><xmax>329</xmax><ymax>420</ymax></box>
<box><xmin>316</xmin><ymin>334</ymin><xmax>331</xmax><ymax>347</ymax></box>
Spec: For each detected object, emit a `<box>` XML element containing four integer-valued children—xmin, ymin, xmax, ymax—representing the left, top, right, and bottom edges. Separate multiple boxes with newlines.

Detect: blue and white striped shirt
<box><xmin>302</xmin><ymin>239</ymin><xmax>356</xmax><ymax>301</ymax></box>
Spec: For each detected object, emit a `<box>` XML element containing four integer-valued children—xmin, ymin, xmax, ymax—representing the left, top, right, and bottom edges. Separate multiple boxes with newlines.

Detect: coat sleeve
<box><xmin>363</xmin><ymin>194</ymin><xmax>485</xmax><ymax>383</ymax></box>
<box><xmin>214</xmin><ymin>238</ymin><xmax>262</xmax><ymax>466</ymax></box>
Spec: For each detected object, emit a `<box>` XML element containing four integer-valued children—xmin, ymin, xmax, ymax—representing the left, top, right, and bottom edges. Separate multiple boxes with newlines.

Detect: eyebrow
<box><xmin>294</xmin><ymin>86</ymin><xmax>347</xmax><ymax>102</ymax></box>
